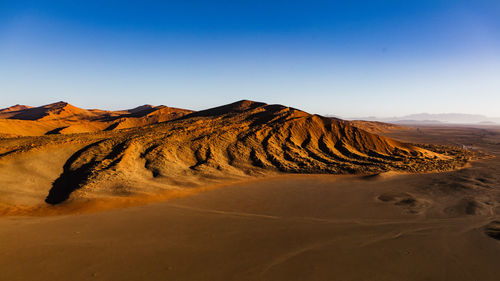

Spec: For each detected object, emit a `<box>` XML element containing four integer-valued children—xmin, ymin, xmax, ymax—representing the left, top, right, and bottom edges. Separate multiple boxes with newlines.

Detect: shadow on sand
<box><xmin>45</xmin><ymin>141</ymin><xmax>103</xmax><ymax>205</ymax></box>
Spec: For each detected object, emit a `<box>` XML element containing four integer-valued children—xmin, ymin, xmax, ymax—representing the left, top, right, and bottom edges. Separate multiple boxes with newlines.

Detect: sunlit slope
<box><xmin>0</xmin><ymin>102</ymin><xmax>192</xmax><ymax>136</ymax></box>
<box><xmin>36</xmin><ymin>100</ymin><xmax>469</xmax><ymax>204</ymax></box>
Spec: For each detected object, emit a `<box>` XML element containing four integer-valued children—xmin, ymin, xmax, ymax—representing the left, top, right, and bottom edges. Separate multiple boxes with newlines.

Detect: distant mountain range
<box><xmin>352</xmin><ymin>113</ymin><xmax>500</xmax><ymax>125</ymax></box>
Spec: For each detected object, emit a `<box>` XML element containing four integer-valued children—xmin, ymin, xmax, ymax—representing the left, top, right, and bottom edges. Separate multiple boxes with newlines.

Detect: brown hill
<box><xmin>3</xmin><ymin>101</ymin><xmax>97</xmax><ymax>121</ymax></box>
<box><xmin>0</xmin><ymin>100</ymin><xmax>472</xmax><ymax>213</ymax></box>
<box><xmin>29</xmin><ymin>100</ymin><xmax>467</xmax><ymax>205</ymax></box>
<box><xmin>125</xmin><ymin>104</ymin><xmax>155</xmax><ymax>114</ymax></box>
<box><xmin>0</xmin><ymin>102</ymin><xmax>193</xmax><ymax>136</ymax></box>
<box><xmin>103</xmin><ymin>106</ymin><xmax>193</xmax><ymax>131</ymax></box>
<box><xmin>0</xmin><ymin>104</ymin><xmax>33</xmax><ymax>113</ymax></box>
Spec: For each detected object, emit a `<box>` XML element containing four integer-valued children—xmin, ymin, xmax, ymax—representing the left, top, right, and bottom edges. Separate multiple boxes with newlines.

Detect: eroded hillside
<box><xmin>0</xmin><ymin>100</ymin><xmax>473</xmax><ymax>214</ymax></box>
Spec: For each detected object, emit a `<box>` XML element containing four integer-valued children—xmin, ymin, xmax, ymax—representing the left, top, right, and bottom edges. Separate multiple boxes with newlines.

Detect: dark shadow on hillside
<box><xmin>45</xmin><ymin>126</ymin><xmax>69</xmax><ymax>135</ymax></box>
<box><xmin>45</xmin><ymin>141</ymin><xmax>104</xmax><ymax>205</ymax></box>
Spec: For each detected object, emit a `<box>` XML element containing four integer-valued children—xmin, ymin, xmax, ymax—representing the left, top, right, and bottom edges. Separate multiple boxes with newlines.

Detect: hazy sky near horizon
<box><xmin>1</xmin><ymin>1</ymin><xmax>499</xmax><ymax>117</ymax></box>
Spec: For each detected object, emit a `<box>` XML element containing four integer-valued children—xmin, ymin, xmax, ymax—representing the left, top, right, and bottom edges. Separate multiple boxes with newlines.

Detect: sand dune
<box><xmin>3</xmin><ymin>101</ymin><xmax>99</xmax><ymax>121</ymax></box>
<box><xmin>0</xmin><ymin>104</ymin><xmax>33</xmax><ymax>113</ymax></box>
<box><xmin>0</xmin><ymin>100</ymin><xmax>407</xmax><ymax>138</ymax></box>
<box><xmin>0</xmin><ymin>100</ymin><xmax>472</xmax><ymax>214</ymax></box>
<box><xmin>0</xmin><ymin>101</ymin><xmax>498</xmax><ymax>281</ymax></box>
<box><xmin>0</xmin><ymin>101</ymin><xmax>192</xmax><ymax>136</ymax></box>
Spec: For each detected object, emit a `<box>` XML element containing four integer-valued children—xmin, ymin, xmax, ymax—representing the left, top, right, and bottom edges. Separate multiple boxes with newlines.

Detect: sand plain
<box><xmin>0</xmin><ymin>125</ymin><xmax>499</xmax><ymax>281</ymax></box>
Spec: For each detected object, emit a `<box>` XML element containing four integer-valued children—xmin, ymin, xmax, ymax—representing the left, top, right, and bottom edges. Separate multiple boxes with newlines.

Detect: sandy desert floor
<box><xmin>1</xmin><ymin>125</ymin><xmax>500</xmax><ymax>281</ymax></box>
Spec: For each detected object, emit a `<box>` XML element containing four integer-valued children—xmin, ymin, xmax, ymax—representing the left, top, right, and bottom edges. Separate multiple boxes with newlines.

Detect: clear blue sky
<box><xmin>1</xmin><ymin>0</ymin><xmax>499</xmax><ymax>117</ymax></box>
